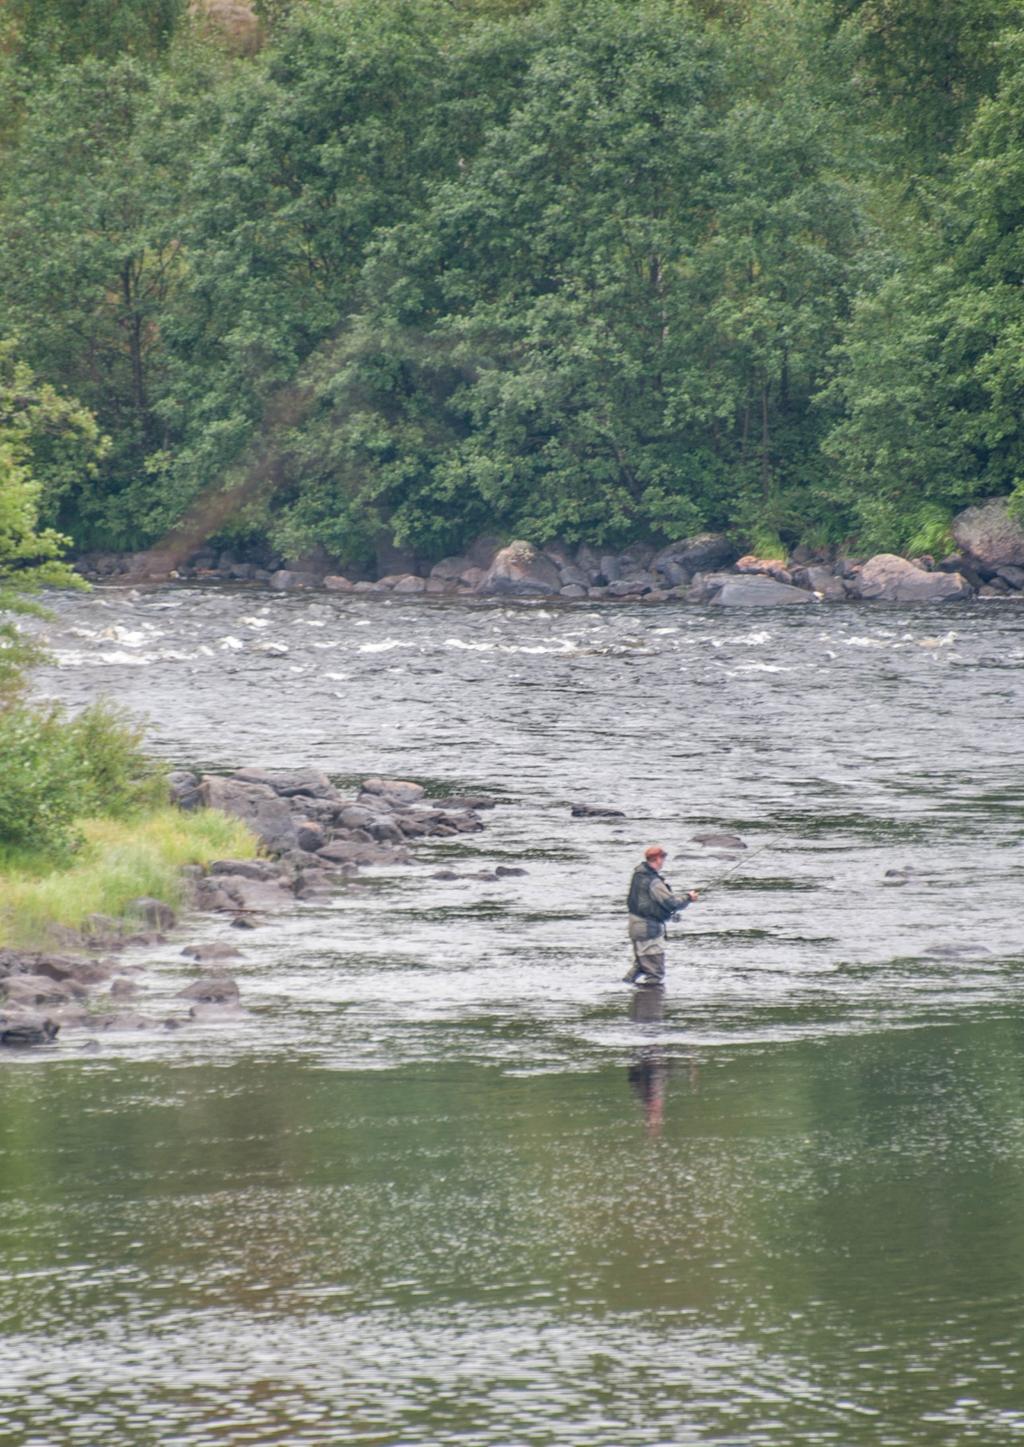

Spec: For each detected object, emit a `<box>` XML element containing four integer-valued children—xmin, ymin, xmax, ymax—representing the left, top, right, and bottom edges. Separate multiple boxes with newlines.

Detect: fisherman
<box><xmin>624</xmin><ymin>844</ymin><xmax>698</xmax><ymax>986</ymax></box>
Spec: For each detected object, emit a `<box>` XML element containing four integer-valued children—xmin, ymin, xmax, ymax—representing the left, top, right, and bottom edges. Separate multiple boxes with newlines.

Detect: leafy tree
<box><xmin>268</xmin><ymin>0</ymin><xmax>864</xmax><ymax>559</ymax></box>
<box><xmin>0</xmin><ymin>444</ymin><xmax>84</xmax><ymax>694</ymax></box>
<box><xmin>825</xmin><ymin>29</ymin><xmax>1024</xmax><ymax>546</ymax></box>
<box><xmin>0</xmin><ymin>52</ymin><xmax>223</xmax><ymax>547</ymax></box>
<box><xmin>159</xmin><ymin>0</ymin><xmax>466</xmax><ymax>558</ymax></box>
<box><xmin>0</xmin><ymin>0</ymin><xmax>186</xmax><ymax>74</ymax></box>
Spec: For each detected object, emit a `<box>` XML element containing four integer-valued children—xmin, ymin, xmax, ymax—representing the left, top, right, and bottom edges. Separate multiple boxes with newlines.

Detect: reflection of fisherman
<box><xmin>623</xmin><ymin>844</ymin><xmax>698</xmax><ymax>986</ymax></box>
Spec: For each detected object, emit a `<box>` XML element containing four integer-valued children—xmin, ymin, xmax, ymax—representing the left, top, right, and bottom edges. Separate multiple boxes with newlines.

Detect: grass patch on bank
<box><xmin>0</xmin><ymin>807</ymin><xmax>259</xmax><ymax>948</ymax></box>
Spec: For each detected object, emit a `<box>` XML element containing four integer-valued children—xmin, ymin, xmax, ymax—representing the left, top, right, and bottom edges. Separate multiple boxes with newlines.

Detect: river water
<box><xmin>3</xmin><ymin>588</ymin><xmax>1024</xmax><ymax>1445</ymax></box>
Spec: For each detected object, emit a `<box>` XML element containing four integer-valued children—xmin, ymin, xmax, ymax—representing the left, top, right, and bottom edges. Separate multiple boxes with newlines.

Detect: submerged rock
<box><xmin>0</xmin><ymin>1015</ymin><xmax>59</xmax><ymax>1047</ymax></box>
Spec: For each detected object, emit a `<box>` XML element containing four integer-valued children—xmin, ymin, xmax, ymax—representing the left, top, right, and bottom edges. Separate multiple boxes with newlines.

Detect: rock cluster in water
<box><xmin>0</xmin><ymin>771</ymin><xmax>494</xmax><ymax>1048</ymax></box>
<box><xmin>79</xmin><ymin>498</ymin><xmax>1024</xmax><ymax>606</ymax></box>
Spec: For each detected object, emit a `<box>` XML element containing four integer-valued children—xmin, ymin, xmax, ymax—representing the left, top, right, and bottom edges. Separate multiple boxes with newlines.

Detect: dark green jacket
<box><xmin>627</xmin><ymin>861</ymin><xmax>688</xmax><ymax>923</ymax></box>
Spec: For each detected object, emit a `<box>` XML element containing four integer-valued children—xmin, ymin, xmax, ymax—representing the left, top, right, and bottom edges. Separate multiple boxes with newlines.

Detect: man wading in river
<box><xmin>624</xmin><ymin>845</ymin><xmax>699</xmax><ymax>987</ymax></box>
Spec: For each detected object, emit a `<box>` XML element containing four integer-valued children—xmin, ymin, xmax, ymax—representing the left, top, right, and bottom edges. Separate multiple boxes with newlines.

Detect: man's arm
<box><xmin>651</xmin><ymin>877</ymin><xmax>698</xmax><ymax>914</ymax></box>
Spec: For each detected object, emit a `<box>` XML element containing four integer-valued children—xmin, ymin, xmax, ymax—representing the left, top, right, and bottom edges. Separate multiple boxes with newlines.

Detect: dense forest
<box><xmin>3</xmin><ymin>0</ymin><xmax>1024</xmax><ymax>574</ymax></box>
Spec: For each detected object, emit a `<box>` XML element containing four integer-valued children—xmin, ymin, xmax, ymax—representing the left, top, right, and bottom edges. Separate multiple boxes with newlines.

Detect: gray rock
<box><xmin>178</xmin><ymin>974</ymin><xmax>240</xmax><ymax>1004</ymax></box>
<box><xmin>316</xmin><ymin>839</ymin><xmax>409</xmax><ymax>866</ymax></box>
<box><xmin>571</xmin><ymin>803</ymin><xmax>626</xmax><ymax>818</ymax></box>
<box><xmin>952</xmin><ymin>497</ymin><xmax>1024</xmax><ymax>570</ymax></box>
<box><xmin>361</xmin><ymin>777</ymin><xmax>426</xmax><ymax>806</ymax></box>
<box><xmin>324</xmin><ymin>575</ymin><xmax>354</xmax><ymax>592</ymax></box>
<box><xmin>199</xmin><ymin>775</ymin><xmax>298</xmax><ymax>854</ymax></box>
<box><xmin>598</xmin><ymin>553</ymin><xmax>621</xmax><ymax>583</ymax></box>
<box><xmin>109</xmin><ymin>978</ymin><xmax>139</xmax><ymax>999</ymax></box>
<box><xmin>692</xmin><ymin>832</ymin><xmax>746</xmax><ymax>849</ymax></box>
<box><xmin>295</xmin><ymin>819</ymin><xmax>328</xmax><ymax>853</ymax></box>
<box><xmin>607</xmin><ymin>573</ymin><xmax>654</xmax><ymax>597</ymax></box>
<box><xmin>795</xmin><ymin>565</ymin><xmax>847</xmax><ymax>601</ymax></box>
<box><xmin>269</xmin><ymin>569</ymin><xmax>317</xmax><ymax>591</ymax></box>
<box><xmin>997</xmin><ymin>564</ymin><xmax>1024</xmax><ymax>589</ymax></box>
<box><xmin>495</xmin><ymin>865</ymin><xmax>528</xmax><ymax>876</ymax></box>
<box><xmin>129</xmin><ymin>897</ymin><xmax>176</xmax><ymax>931</ymax></box>
<box><xmin>368</xmin><ymin>816</ymin><xmax>405</xmax><ymax>845</ymax></box>
<box><xmin>392</xmin><ymin>574</ymin><xmax>426</xmax><ymax>594</ymax></box>
<box><xmin>3</xmin><ymin>974</ymin><xmax>86</xmax><ymax>1007</ymax></box>
<box><xmin>477</xmin><ymin>541</ymin><xmax>562</xmax><ymax>596</ymax></box>
<box><xmin>854</xmin><ymin>554</ymin><xmax>972</xmax><ymax>603</ymax></box>
<box><xmin>168</xmin><ymin>770</ymin><xmax>202</xmax><ymax>810</ymax></box>
<box><xmin>0</xmin><ymin>1015</ymin><xmax>59</xmax><ymax>1047</ymax></box>
<box><xmin>559</xmin><ymin>564</ymin><xmax>589</xmax><ymax>587</ymax></box>
<box><xmin>653</xmin><ymin>533</ymin><xmax>736</xmax><ymax>576</ymax></box>
<box><xmin>560</xmin><ymin>584</ymin><xmax>588</xmax><ymax>599</ymax></box>
<box><xmin>232</xmin><ymin>767</ymin><xmax>335</xmax><ymax>799</ymax></box>
<box><xmin>685</xmin><ymin>571</ymin><xmax>734</xmax><ymax>603</ymax></box>
<box><xmin>209</xmin><ymin>858</ymin><xmax>280</xmax><ymax>880</ymax></box>
<box><xmin>430</xmin><ymin>555</ymin><xmax>474</xmax><ymax>581</ymax></box>
<box><xmin>711</xmin><ymin>576</ymin><xmax>812</xmax><ymax>608</ymax></box>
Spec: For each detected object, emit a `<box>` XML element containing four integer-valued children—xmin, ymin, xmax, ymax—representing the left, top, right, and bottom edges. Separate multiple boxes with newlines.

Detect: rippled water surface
<box><xmin>3</xmin><ymin>589</ymin><xmax>1024</xmax><ymax>1444</ymax></box>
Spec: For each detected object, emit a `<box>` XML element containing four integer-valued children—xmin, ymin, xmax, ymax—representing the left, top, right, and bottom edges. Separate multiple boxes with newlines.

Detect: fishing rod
<box><xmin>695</xmin><ymin>838</ymin><xmax>775</xmax><ymax>898</ymax></box>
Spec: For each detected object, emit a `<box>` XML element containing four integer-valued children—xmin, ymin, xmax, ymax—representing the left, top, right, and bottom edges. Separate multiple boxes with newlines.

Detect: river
<box><xmin>3</xmin><ymin>588</ymin><xmax>1023</xmax><ymax>1445</ymax></box>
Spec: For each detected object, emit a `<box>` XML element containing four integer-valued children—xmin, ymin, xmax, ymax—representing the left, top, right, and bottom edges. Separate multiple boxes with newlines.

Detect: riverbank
<box><xmin>0</xmin><ymin>767</ymin><xmax>502</xmax><ymax>1046</ymax></box>
<box><xmin>0</xmin><ymin>806</ymin><xmax>258</xmax><ymax>951</ymax></box>
<box><xmin>76</xmin><ymin>495</ymin><xmax>1024</xmax><ymax>607</ymax></box>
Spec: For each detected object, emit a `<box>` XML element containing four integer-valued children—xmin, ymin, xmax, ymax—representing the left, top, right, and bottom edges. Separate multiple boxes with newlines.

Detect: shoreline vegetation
<box><xmin>3</xmin><ymin>1</ymin><xmax>1024</xmax><ymax>581</ymax></box>
<box><xmin>0</xmin><ymin>807</ymin><xmax>258</xmax><ymax>950</ymax></box>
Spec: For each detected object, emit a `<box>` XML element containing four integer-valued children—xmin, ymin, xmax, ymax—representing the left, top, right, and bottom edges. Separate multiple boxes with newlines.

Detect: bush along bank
<box><xmin>79</xmin><ymin>499</ymin><xmax>1024</xmax><ymax>607</ymax></box>
<box><xmin>0</xmin><ymin>768</ymin><xmax>508</xmax><ymax>1047</ymax></box>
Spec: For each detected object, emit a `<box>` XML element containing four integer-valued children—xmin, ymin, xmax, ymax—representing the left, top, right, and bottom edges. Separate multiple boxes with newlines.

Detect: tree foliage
<box><xmin>1</xmin><ymin>0</ymin><xmax>1024</xmax><ymax>563</ymax></box>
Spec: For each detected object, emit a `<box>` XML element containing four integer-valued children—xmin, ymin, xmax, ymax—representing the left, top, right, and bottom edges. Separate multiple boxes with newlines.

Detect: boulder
<box><xmin>392</xmin><ymin>574</ymin><xmax>426</xmax><ymax>594</ymax></box>
<box><xmin>854</xmin><ymin>554</ymin><xmax>972</xmax><ymax>603</ymax></box>
<box><xmin>316</xmin><ymin>839</ymin><xmax>409</xmax><ymax>866</ymax></box>
<box><xmin>734</xmin><ymin>554</ymin><xmax>793</xmax><ymax>584</ymax></box>
<box><xmin>129</xmin><ymin>897</ymin><xmax>176</xmax><ymax>931</ymax></box>
<box><xmin>209</xmin><ymin>858</ymin><xmax>281</xmax><ymax>880</ymax></box>
<box><xmin>178</xmin><ymin>974</ymin><xmax>240</xmax><ymax>1004</ymax></box>
<box><xmin>692</xmin><ymin>832</ymin><xmax>745</xmax><ymax>849</ymax></box>
<box><xmin>607</xmin><ymin>573</ymin><xmax>655</xmax><ymax>597</ymax></box>
<box><xmin>168</xmin><ymin>770</ymin><xmax>202</xmax><ymax>810</ymax></box>
<box><xmin>268</xmin><ymin>569</ymin><xmax>317</xmax><ymax>591</ymax></box>
<box><xmin>430</xmin><ymin>555</ymin><xmax>474</xmax><ymax>582</ymax></box>
<box><xmin>653</xmin><ymin>533</ymin><xmax>736</xmax><ymax>579</ymax></box>
<box><xmin>794</xmin><ymin>565</ymin><xmax>847</xmax><ymax>601</ymax></box>
<box><xmin>324</xmin><ymin>575</ymin><xmax>354</xmax><ymax>592</ymax></box>
<box><xmin>232</xmin><ymin>767</ymin><xmax>335</xmax><ymax>799</ymax></box>
<box><xmin>361</xmin><ymin>777</ymin><xmax>426</xmax><ymax>806</ymax></box>
<box><xmin>295</xmin><ymin>819</ymin><xmax>328</xmax><ymax>853</ymax></box>
<box><xmin>570</xmin><ymin>803</ymin><xmax>626</xmax><ymax>818</ymax></box>
<box><xmin>711</xmin><ymin>576</ymin><xmax>812</xmax><ymax>608</ymax></box>
<box><xmin>0</xmin><ymin>1015</ymin><xmax>59</xmax><ymax>1047</ymax></box>
<box><xmin>560</xmin><ymin>584</ymin><xmax>588</xmax><ymax>599</ymax></box>
<box><xmin>997</xmin><ymin>564</ymin><xmax>1024</xmax><ymax>589</ymax></box>
<box><xmin>199</xmin><ymin>775</ymin><xmax>298</xmax><ymax>854</ymax></box>
<box><xmin>3</xmin><ymin>974</ymin><xmax>86</xmax><ymax>1007</ymax></box>
<box><xmin>477</xmin><ymin>541</ymin><xmax>562</xmax><ymax>596</ymax></box>
<box><xmin>952</xmin><ymin>497</ymin><xmax>1024</xmax><ymax>571</ymax></box>
<box><xmin>685</xmin><ymin>571</ymin><xmax>735</xmax><ymax>604</ymax></box>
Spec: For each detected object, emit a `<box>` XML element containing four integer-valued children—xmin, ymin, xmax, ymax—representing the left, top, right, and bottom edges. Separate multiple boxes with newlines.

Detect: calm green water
<box><xmin>4</xmin><ymin>589</ymin><xmax>1023</xmax><ymax>1444</ymax></box>
<box><xmin>4</xmin><ymin>1025</ymin><xmax>1024</xmax><ymax>1445</ymax></box>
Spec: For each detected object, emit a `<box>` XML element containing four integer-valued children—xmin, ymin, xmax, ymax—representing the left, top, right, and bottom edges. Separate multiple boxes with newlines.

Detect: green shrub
<box><xmin>66</xmin><ymin>699</ymin><xmax>166</xmax><ymax>816</ymax></box>
<box><xmin>0</xmin><ymin>698</ymin><xmax>166</xmax><ymax>861</ymax></box>
<box><xmin>0</xmin><ymin>703</ymin><xmax>88</xmax><ymax>857</ymax></box>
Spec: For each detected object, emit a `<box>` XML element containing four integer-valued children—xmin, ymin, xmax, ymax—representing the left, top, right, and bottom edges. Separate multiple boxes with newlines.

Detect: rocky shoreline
<box><xmin>77</xmin><ymin>497</ymin><xmax>1024</xmax><ymax>606</ymax></box>
<box><xmin>0</xmin><ymin>769</ymin><xmax>500</xmax><ymax>1049</ymax></box>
